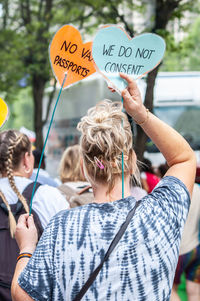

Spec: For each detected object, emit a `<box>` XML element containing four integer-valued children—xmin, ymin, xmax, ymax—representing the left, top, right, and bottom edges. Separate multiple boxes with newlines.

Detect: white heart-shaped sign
<box><xmin>92</xmin><ymin>25</ymin><xmax>166</xmax><ymax>93</ymax></box>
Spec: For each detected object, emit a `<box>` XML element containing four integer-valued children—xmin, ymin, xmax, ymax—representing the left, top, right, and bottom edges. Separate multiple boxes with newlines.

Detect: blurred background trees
<box><xmin>0</xmin><ymin>0</ymin><xmax>92</xmax><ymax>149</ymax></box>
<box><xmin>0</xmin><ymin>0</ymin><xmax>199</xmax><ymax>158</ymax></box>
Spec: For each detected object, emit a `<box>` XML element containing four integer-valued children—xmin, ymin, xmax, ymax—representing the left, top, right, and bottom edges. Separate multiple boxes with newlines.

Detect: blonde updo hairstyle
<box><xmin>0</xmin><ymin>130</ymin><xmax>31</xmax><ymax>237</ymax></box>
<box><xmin>77</xmin><ymin>100</ymin><xmax>139</xmax><ymax>194</ymax></box>
<box><xmin>59</xmin><ymin>144</ymin><xmax>85</xmax><ymax>183</ymax></box>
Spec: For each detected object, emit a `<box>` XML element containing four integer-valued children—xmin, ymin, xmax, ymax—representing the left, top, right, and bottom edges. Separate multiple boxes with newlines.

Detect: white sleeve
<box><xmin>140</xmin><ymin>172</ymin><xmax>147</xmax><ymax>180</ymax></box>
<box><xmin>32</xmin><ymin>185</ymin><xmax>69</xmax><ymax>228</ymax></box>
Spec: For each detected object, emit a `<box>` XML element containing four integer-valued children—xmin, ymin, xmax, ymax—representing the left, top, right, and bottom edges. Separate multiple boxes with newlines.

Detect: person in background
<box><xmin>140</xmin><ymin>157</ymin><xmax>160</xmax><ymax>193</ymax></box>
<box><xmin>157</xmin><ymin>161</ymin><xmax>200</xmax><ymax>301</ymax></box>
<box><xmin>11</xmin><ymin>73</ymin><xmax>196</xmax><ymax>301</ymax></box>
<box><xmin>58</xmin><ymin>144</ymin><xmax>94</xmax><ymax>207</ymax></box>
<box><xmin>0</xmin><ymin>130</ymin><xmax>69</xmax><ymax>301</ymax></box>
<box><xmin>157</xmin><ymin>162</ymin><xmax>169</xmax><ymax>178</ymax></box>
<box><xmin>170</xmin><ymin>183</ymin><xmax>200</xmax><ymax>301</ymax></box>
<box><xmin>30</xmin><ymin>149</ymin><xmax>58</xmax><ymax>187</ymax></box>
<box><xmin>59</xmin><ymin>144</ymin><xmax>89</xmax><ymax>191</ymax></box>
<box><xmin>130</xmin><ymin>178</ymin><xmax>147</xmax><ymax>200</ymax></box>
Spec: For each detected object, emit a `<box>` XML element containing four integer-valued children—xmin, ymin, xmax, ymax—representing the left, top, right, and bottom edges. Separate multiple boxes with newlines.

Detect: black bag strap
<box><xmin>22</xmin><ymin>182</ymin><xmax>41</xmax><ymax>205</ymax></box>
<box><xmin>0</xmin><ymin>182</ymin><xmax>41</xmax><ymax>215</ymax></box>
<box><xmin>73</xmin><ymin>200</ymin><xmax>141</xmax><ymax>301</ymax></box>
<box><xmin>0</xmin><ymin>182</ymin><xmax>43</xmax><ymax>291</ymax></box>
<box><xmin>0</xmin><ymin>181</ymin><xmax>43</xmax><ymax>238</ymax></box>
<box><xmin>22</xmin><ymin>182</ymin><xmax>44</xmax><ymax>237</ymax></box>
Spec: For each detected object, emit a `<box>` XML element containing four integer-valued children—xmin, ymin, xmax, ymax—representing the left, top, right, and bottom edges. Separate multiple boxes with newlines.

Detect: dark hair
<box><xmin>0</xmin><ymin>130</ymin><xmax>31</xmax><ymax>237</ymax></box>
<box><xmin>158</xmin><ymin>163</ymin><xmax>169</xmax><ymax>178</ymax></box>
<box><xmin>33</xmin><ymin>149</ymin><xmax>45</xmax><ymax>169</ymax></box>
<box><xmin>141</xmin><ymin>158</ymin><xmax>154</xmax><ymax>174</ymax></box>
<box><xmin>0</xmin><ymin>130</ymin><xmax>31</xmax><ymax>173</ymax></box>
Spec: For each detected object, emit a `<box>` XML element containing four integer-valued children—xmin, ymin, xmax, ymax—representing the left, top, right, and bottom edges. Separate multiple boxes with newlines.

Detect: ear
<box><xmin>23</xmin><ymin>151</ymin><xmax>33</xmax><ymax>174</ymax></box>
<box><xmin>24</xmin><ymin>152</ymin><xmax>29</xmax><ymax>166</ymax></box>
<box><xmin>80</xmin><ymin>157</ymin><xmax>85</xmax><ymax>177</ymax></box>
<box><xmin>130</xmin><ymin>150</ymin><xmax>137</xmax><ymax>175</ymax></box>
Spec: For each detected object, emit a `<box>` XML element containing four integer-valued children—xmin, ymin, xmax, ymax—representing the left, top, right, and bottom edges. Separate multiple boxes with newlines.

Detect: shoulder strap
<box><xmin>21</xmin><ymin>182</ymin><xmax>44</xmax><ymax>238</ymax></box>
<box><xmin>73</xmin><ymin>200</ymin><xmax>141</xmax><ymax>301</ymax></box>
<box><xmin>0</xmin><ymin>182</ymin><xmax>41</xmax><ymax>216</ymax></box>
<box><xmin>22</xmin><ymin>182</ymin><xmax>41</xmax><ymax>205</ymax></box>
<box><xmin>58</xmin><ymin>184</ymin><xmax>76</xmax><ymax>199</ymax></box>
<box><xmin>58</xmin><ymin>184</ymin><xmax>94</xmax><ymax>208</ymax></box>
<box><xmin>77</xmin><ymin>185</ymin><xmax>92</xmax><ymax>195</ymax></box>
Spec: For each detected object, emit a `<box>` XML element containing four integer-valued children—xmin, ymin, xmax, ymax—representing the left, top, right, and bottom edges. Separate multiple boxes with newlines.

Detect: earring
<box><xmin>24</xmin><ymin>166</ymin><xmax>31</xmax><ymax>174</ymax></box>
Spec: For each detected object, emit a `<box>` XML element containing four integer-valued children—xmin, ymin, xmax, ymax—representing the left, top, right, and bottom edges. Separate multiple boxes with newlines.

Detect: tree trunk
<box><xmin>135</xmin><ymin>66</ymin><xmax>159</xmax><ymax>161</ymax></box>
<box><xmin>32</xmin><ymin>75</ymin><xmax>46</xmax><ymax>150</ymax></box>
<box><xmin>135</xmin><ymin>0</ymin><xmax>182</xmax><ymax>161</ymax></box>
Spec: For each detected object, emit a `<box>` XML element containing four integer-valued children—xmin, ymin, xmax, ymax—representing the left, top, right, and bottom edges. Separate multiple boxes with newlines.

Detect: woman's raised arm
<box><xmin>120</xmin><ymin>73</ymin><xmax>196</xmax><ymax>197</ymax></box>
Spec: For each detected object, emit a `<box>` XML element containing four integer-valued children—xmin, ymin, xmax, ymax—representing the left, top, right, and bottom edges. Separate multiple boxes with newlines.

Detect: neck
<box><xmin>92</xmin><ymin>176</ymin><xmax>131</xmax><ymax>204</ymax></box>
<box><xmin>13</xmin><ymin>166</ymin><xmax>29</xmax><ymax>178</ymax></box>
<box><xmin>13</xmin><ymin>171</ymin><xmax>25</xmax><ymax>177</ymax></box>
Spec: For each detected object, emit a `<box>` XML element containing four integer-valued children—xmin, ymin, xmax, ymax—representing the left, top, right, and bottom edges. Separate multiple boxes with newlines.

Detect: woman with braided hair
<box><xmin>0</xmin><ymin>130</ymin><xmax>69</xmax><ymax>301</ymax></box>
<box><xmin>12</xmin><ymin>74</ymin><xmax>196</xmax><ymax>301</ymax></box>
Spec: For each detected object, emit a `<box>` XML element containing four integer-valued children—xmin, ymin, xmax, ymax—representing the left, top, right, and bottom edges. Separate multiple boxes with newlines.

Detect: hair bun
<box><xmin>77</xmin><ymin>100</ymin><xmax>137</xmax><ymax>192</ymax></box>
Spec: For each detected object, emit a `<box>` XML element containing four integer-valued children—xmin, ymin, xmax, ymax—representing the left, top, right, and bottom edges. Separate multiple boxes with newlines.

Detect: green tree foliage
<box><xmin>2</xmin><ymin>87</ymin><xmax>34</xmax><ymax>131</ymax></box>
<box><xmin>76</xmin><ymin>0</ymin><xmax>144</xmax><ymax>36</ymax></box>
<box><xmin>0</xmin><ymin>0</ymin><xmax>93</xmax><ymax>148</ymax></box>
<box><xmin>185</xmin><ymin>17</ymin><xmax>200</xmax><ymax>70</ymax></box>
<box><xmin>0</xmin><ymin>29</ymin><xmax>25</xmax><ymax>102</ymax></box>
<box><xmin>163</xmin><ymin>13</ymin><xmax>200</xmax><ymax>72</ymax></box>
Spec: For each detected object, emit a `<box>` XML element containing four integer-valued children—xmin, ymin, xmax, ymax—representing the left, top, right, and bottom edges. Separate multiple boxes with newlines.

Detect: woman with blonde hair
<box><xmin>59</xmin><ymin>144</ymin><xmax>86</xmax><ymax>183</ymax></box>
<box><xmin>12</xmin><ymin>74</ymin><xmax>196</xmax><ymax>301</ymax></box>
<box><xmin>58</xmin><ymin>144</ymin><xmax>94</xmax><ymax>207</ymax></box>
<box><xmin>0</xmin><ymin>130</ymin><xmax>69</xmax><ymax>300</ymax></box>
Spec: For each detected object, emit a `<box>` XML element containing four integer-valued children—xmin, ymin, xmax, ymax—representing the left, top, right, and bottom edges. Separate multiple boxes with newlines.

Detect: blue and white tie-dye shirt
<box><xmin>18</xmin><ymin>176</ymin><xmax>190</xmax><ymax>301</ymax></box>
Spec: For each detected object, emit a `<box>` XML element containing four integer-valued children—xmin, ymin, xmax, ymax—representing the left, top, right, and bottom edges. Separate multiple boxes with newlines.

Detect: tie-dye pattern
<box><xmin>18</xmin><ymin>176</ymin><xmax>190</xmax><ymax>301</ymax></box>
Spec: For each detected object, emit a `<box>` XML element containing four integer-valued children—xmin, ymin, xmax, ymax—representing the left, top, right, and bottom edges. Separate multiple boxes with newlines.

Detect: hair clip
<box><xmin>94</xmin><ymin>156</ymin><xmax>104</xmax><ymax>169</ymax></box>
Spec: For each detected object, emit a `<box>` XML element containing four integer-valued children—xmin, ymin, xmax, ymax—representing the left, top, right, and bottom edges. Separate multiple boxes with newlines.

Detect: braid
<box><xmin>0</xmin><ymin>190</ymin><xmax>16</xmax><ymax>238</ymax></box>
<box><xmin>6</xmin><ymin>134</ymin><xmax>29</xmax><ymax>213</ymax></box>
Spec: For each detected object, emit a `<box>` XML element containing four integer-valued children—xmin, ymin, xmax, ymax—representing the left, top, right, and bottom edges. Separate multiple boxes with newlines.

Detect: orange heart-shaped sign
<box><xmin>49</xmin><ymin>25</ymin><xmax>96</xmax><ymax>89</ymax></box>
<box><xmin>0</xmin><ymin>97</ymin><xmax>9</xmax><ymax>128</ymax></box>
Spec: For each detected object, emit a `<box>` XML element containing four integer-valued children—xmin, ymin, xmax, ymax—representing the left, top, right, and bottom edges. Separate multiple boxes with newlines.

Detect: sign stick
<box><xmin>29</xmin><ymin>73</ymin><xmax>67</xmax><ymax>215</ymax></box>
